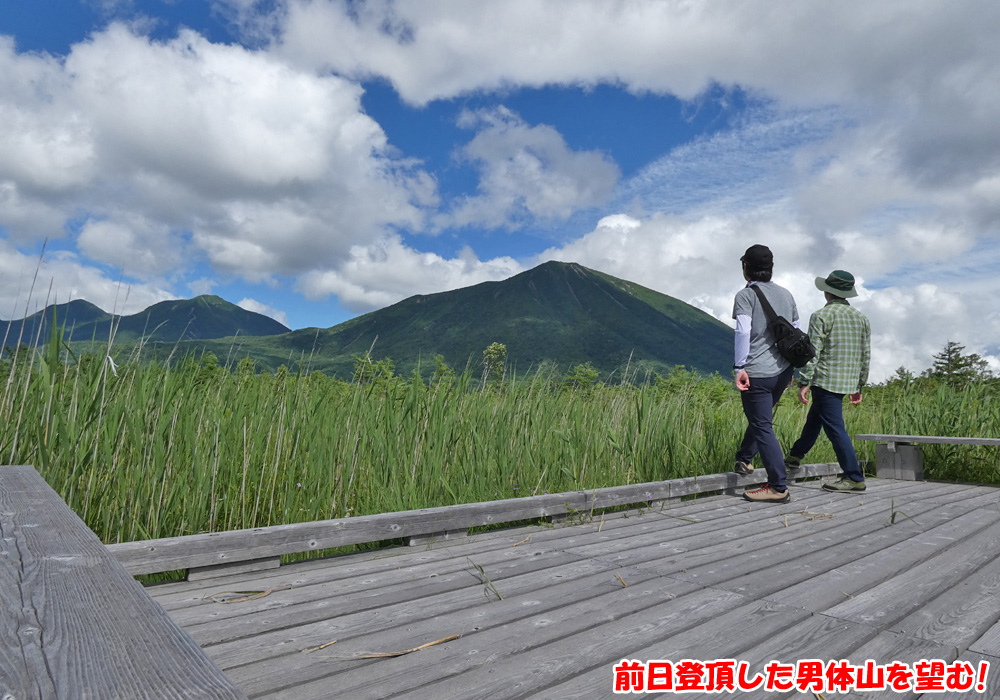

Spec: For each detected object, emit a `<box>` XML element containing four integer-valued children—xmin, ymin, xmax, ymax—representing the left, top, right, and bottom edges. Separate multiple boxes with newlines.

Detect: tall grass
<box><xmin>2</xmin><ymin>346</ymin><xmax>998</xmax><ymax>546</ymax></box>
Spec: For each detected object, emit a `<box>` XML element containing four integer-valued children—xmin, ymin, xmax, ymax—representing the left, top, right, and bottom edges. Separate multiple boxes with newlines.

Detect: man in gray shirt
<box><xmin>732</xmin><ymin>244</ymin><xmax>799</xmax><ymax>503</ymax></box>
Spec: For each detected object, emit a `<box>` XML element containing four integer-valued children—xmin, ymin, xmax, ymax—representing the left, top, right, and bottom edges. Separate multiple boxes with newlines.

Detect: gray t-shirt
<box><xmin>732</xmin><ymin>281</ymin><xmax>799</xmax><ymax>378</ymax></box>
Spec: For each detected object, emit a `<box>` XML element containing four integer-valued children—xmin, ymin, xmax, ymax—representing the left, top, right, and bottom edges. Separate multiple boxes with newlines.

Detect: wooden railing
<box><xmin>106</xmin><ymin>463</ymin><xmax>843</xmax><ymax>577</ymax></box>
<box><xmin>0</xmin><ymin>465</ymin><xmax>247</xmax><ymax>699</ymax></box>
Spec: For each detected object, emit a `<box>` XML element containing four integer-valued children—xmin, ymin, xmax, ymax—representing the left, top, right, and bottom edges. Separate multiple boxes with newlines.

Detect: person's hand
<box><xmin>798</xmin><ymin>385</ymin><xmax>810</xmax><ymax>405</ymax></box>
<box><xmin>735</xmin><ymin>370</ymin><xmax>750</xmax><ymax>391</ymax></box>
<box><xmin>849</xmin><ymin>392</ymin><xmax>863</xmax><ymax>405</ymax></box>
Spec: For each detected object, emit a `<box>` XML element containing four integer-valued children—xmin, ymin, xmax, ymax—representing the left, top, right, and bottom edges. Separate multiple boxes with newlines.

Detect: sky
<box><xmin>1</xmin><ymin>0</ymin><xmax>999</xmax><ymax>382</ymax></box>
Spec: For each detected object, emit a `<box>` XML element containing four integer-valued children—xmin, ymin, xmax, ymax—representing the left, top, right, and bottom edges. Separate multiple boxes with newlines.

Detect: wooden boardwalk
<box><xmin>144</xmin><ymin>476</ymin><xmax>1000</xmax><ymax>699</ymax></box>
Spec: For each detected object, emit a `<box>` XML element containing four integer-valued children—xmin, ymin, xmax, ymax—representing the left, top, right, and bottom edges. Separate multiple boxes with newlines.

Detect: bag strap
<box><xmin>749</xmin><ymin>284</ymin><xmax>782</xmax><ymax>323</ymax></box>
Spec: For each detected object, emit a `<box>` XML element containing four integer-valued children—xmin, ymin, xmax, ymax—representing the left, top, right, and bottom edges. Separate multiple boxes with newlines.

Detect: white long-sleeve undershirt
<box><xmin>734</xmin><ymin>314</ymin><xmax>802</xmax><ymax>368</ymax></box>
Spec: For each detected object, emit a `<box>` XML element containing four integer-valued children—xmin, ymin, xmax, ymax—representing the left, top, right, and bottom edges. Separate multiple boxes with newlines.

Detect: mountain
<box><xmin>8</xmin><ymin>263</ymin><xmax>734</xmax><ymax>379</ymax></box>
<box><xmin>201</xmin><ymin>261</ymin><xmax>734</xmax><ymax>378</ymax></box>
<box><xmin>2</xmin><ymin>295</ymin><xmax>290</xmax><ymax>346</ymax></box>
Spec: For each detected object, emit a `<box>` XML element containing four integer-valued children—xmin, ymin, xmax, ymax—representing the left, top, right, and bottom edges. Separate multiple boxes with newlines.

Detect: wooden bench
<box><xmin>0</xmin><ymin>465</ymin><xmax>248</xmax><ymax>699</ymax></box>
<box><xmin>856</xmin><ymin>434</ymin><xmax>1000</xmax><ymax>481</ymax></box>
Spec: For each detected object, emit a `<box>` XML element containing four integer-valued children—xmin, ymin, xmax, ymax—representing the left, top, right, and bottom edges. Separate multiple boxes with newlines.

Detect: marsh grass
<box><xmin>2</xmin><ymin>341</ymin><xmax>998</xmax><ymax>547</ymax></box>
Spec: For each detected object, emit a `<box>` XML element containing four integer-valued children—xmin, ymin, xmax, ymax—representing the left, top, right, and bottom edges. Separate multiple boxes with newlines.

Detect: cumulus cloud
<box><xmin>77</xmin><ymin>214</ymin><xmax>187</xmax><ymax>277</ymax></box>
<box><xmin>535</xmin><ymin>210</ymin><xmax>1000</xmax><ymax>381</ymax></box>
<box><xmin>435</xmin><ymin>107</ymin><xmax>620</xmax><ymax>230</ymax></box>
<box><xmin>4</xmin><ymin>0</ymin><xmax>1000</xmax><ymax>382</ymax></box>
<box><xmin>237</xmin><ymin>297</ymin><xmax>290</xmax><ymax>327</ymax></box>
<box><xmin>264</xmin><ymin>0</ymin><xmax>1000</xmax><ymax>238</ymax></box>
<box><xmin>0</xmin><ymin>241</ymin><xmax>176</xmax><ymax>321</ymax></box>
<box><xmin>0</xmin><ymin>23</ymin><xmax>436</xmax><ymax>283</ymax></box>
<box><xmin>298</xmin><ymin>234</ymin><xmax>522</xmax><ymax>312</ymax></box>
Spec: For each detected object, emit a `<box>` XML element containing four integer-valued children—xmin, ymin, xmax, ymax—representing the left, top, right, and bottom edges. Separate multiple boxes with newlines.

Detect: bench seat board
<box><xmin>856</xmin><ymin>434</ymin><xmax>1000</xmax><ymax>447</ymax></box>
<box><xmin>0</xmin><ymin>465</ymin><xmax>247</xmax><ymax>699</ymax></box>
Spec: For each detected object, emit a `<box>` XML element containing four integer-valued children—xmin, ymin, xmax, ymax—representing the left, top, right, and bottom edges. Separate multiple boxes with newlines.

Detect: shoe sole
<box><xmin>743</xmin><ymin>492</ymin><xmax>791</xmax><ymax>504</ymax></box>
<box><xmin>823</xmin><ymin>484</ymin><xmax>866</xmax><ymax>492</ymax></box>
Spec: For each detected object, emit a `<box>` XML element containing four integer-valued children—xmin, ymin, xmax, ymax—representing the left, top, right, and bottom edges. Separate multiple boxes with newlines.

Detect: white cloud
<box><xmin>77</xmin><ymin>214</ymin><xmax>186</xmax><ymax>277</ymax></box>
<box><xmin>0</xmin><ymin>24</ymin><xmax>437</xmax><ymax>283</ymax></box>
<box><xmin>268</xmin><ymin>1</ymin><xmax>1000</xmax><ymax>110</ymax></box>
<box><xmin>535</xmin><ymin>208</ymin><xmax>999</xmax><ymax>382</ymax></box>
<box><xmin>298</xmin><ymin>234</ymin><xmax>522</xmax><ymax>312</ymax></box>
<box><xmin>0</xmin><ymin>241</ymin><xmax>177</xmax><ymax>321</ymax></box>
<box><xmin>435</xmin><ymin>107</ymin><xmax>620</xmax><ymax>230</ymax></box>
<box><xmin>237</xmin><ymin>297</ymin><xmax>290</xmax><ymax>327</ymax></box>
<box><xmin>265</xmin><ymin>0</ymin><xmax>1000</xmax><ymax>237</ymax></box>
<box><xmin>4</xmin><ymin>0</ymin><xmax>1000</xmax><ymax>381</ymax></box>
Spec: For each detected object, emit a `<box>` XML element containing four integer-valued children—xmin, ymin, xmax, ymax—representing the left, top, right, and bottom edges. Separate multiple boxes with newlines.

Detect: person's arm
<box><xmin>858</xmin><ymin>318</ymin><xmax>871</xmax><ymax>390</ymax></box>
<box><xmin>734</xmin><ymin>314</ymin><xmax>751</xmax><ymax>390</ymax></box>
<box><xmin>798</xmin><ymin>312</ymin><xmax>824</xmax><ymax>388</ymax></box>
<box><xmin>851</xmin><ymin>317</ymin><xmax>871</xmax><ymax>404</ymax></box>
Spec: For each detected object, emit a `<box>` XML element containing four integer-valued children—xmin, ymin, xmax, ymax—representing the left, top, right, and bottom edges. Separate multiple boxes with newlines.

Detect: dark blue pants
<box><xmin>737</xmin><ymin>366</ymin><xmax>793</xmax><ymax>491</ymax></box>
<box><xmin>790</xmin><ymin>386</ymin><xmax>865</xmax><ymax>482</ymax></box>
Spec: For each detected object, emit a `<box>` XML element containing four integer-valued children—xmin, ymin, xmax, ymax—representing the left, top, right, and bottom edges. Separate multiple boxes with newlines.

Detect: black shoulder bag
<box><xmin>750</xmin><ymin>285</ymin><xmax>816</xmax><ymax>368</ymax></box>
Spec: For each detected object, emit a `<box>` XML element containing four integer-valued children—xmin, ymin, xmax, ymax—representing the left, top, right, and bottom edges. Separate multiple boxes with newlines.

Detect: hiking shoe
<box><xmin>734</xmin><ymin>460</ymin><xmax>754</xmax><ymax>476</ymax></box>
<box><xmin>784</xmin><ymin>455</ymin><xmax>801</xmax><ymax>471</ymax></box>
<box><xmin>743</xmin><ymin>484</ymin><xmax>791</xmax><ymax>503</ymax></box>
<box><xmin>823</xmin><ymin>477</ymin><xmax>866</xmax><ymax>492</ymax></box>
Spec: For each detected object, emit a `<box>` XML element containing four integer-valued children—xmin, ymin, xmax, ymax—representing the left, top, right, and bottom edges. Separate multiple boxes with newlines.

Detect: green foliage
<box><xmin>563</xmin><ymin>362</ymin><xmax>600</xmax><ymax>394</ymax></box>
<box><xmin>352</xmin><ymin>353</ymin><xmax>397</xmax><ymax>387</ymax></box>
<box><xmin>431</xmin><ymin>354</ymin><xmax>455</xmax><ymax>386</ymax></box>
<box><xmin>64</xmin><ymin>261</ymin><xmax>735</xmax><ymax>380</ymax></box>
<box><xmin>482</xmin><ymin>342</ymin><xmax>507</xmax><ymax>385</ymax></box>
<box><xmin>922</xmin><ymin>340</ymin><xmax>993</xmax><ymax>389</ymax></box>
<box><xmin>2</xmin><ymin>340</ymin><xmax>998</xmax><ymax>552</ymax></box>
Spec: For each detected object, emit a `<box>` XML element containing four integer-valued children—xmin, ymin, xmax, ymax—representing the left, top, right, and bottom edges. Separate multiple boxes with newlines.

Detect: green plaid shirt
<box><xmin>798</xmin><ymin>298</ymin><xmax>871</xmax><ymax>394</ymax></box>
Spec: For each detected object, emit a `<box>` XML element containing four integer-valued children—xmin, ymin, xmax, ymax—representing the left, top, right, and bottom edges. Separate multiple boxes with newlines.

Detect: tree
<box><xmin>482</xmin><ymin>342</ymin><xmax>507</xmax><ymax>387</ymax></box>
<box><xmin>352</xmin><ymin>353</ymin><xmax>396</xmax><ymax>386</ymax></box>
<box><xmin>563</xmin><ymin>362</ymin><xmax>600</xmax><ymax>394</ymax></box>
<box><xmin>431</xmin><ymin>354</ymin><xmax>455</xmax><ymax>386</ymax></box>
<box><xmin>924</xmin><ymin>340</ymin><xmax>992</xmax><ymax>388</ymax></box>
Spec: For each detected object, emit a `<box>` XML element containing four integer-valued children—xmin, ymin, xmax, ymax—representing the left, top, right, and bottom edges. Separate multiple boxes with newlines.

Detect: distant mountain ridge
<box><xmin>5</xmin><ymin>263</ymin><xmax>734</xmax><ymax>379</ymax></box>
<box><xmin>2</xmin><ymin>295</ymin><xmax>291</xmax><ymax>346</ymax></box>
<box><xmin>192</xmin><ymin>261</ymin><xmax>733</xmax><ymax>378</ymax></box>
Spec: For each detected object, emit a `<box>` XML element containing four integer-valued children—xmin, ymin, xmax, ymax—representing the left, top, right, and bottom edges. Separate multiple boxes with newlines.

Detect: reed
<box><xmin>2</xmin><ymin>346</ymin><xmax>997</xmax><ymax>546</ymax></box>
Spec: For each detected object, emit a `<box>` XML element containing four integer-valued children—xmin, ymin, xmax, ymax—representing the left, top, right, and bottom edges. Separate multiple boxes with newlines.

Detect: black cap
<box><xmin>740</xmin><ymin>244</ymin><xmax>773</xmax><ymax>272</ymax></box>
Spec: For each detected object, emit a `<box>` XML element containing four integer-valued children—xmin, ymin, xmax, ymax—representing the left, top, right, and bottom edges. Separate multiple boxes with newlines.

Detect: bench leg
<box><xmin>875</xmin><ymin>443</ymin><xmax>924</xmax><ymax>481</ymax></box>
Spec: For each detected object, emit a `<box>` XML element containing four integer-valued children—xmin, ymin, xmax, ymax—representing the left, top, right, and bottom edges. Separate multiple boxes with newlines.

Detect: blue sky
<box><xmin>2</xmin><ymin>0</ymin><xmax>999</xmax><ymax>380</ymax></box>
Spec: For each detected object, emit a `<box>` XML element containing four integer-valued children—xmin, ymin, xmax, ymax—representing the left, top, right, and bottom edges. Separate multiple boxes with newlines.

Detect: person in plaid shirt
<box><xmin>785</xmin><ymin>270</ymin><xmax>871</xmax><ymax>492</ymax></box>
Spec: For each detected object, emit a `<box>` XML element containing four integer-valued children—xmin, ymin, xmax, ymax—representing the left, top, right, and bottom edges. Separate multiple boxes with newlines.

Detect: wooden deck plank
<box><xmin>203</xmin><ymin>554</ymin><xmax>624</xmax><ymax>670</ymax></box>
<box><xmin>239</xmin><ymin>565</ymin><xmax>702</xmax><ymax>698</ymax></box>
<box><xmin>185</xmin><ymin>548</ymin><xmax>597</xmax><ymax>646</ymax></box>
<box><xmin>558</xmin><ymin>483</ymin><xmax>962</xmax><ymax>586</ymax></box>
<box><xmin>968</xmin><ymin>618</ymin><xmax>1000</xmax><ymax>657</ymax></box>
<box><xmin>148</xmin><ymin>503</ymin><xmax>676</xmax><ymax>614</ymax></box>
<box><xmin>0</xmin><ymin>465</ymin><xmax>247</xmax><ymax>700</ymax></box>
<box><xmin>740</xmin><ymin>496</ymin><xmax>1000</xmax><ymax>607</ymax></box>
<box><xmin>697</xmin><ymin>487</ymin><xmax>1000</xmax><ymax>599</ymax></box>
<box><xmin>824</xmin><ymin>520</ymin><xmax>1000</xmax><ymax>631</ymax></box>
<box><xmin>840</xmin><ymin>631</ymin><xmax>960</xmax><ymax>700</ymax></box>
<box><xmin>162</xmin><ymin>535</ymin><xmax>588</xmax><ymax>629</ymax></box>
<box><xmin>769</xmin><ymin>510</ymin><xmax>1000</xmax><ymax>614</ymax></box>
<box><xmin>929</xmin><ymin>652</ymin><xmax>999</xmax><ymax>699</ymax></box>
<box><xmin>360</xmin><ymin>598</ymin><xmax>806</xmax><ymax>700</ymax></box>
<box><xmin>887</xmin><ymin>541</ymin><xmax>1000</xmax><ymax>650</ymax></box>
<box><xmin>511</xmin><ymin>599</ymin><xmax>809</xmax><ymax>700</ymax></box>
<box><xmin>147</xmin><ymin>492</ymin><xmax>736</xmax><ymax>610</ymax></box>
<box><xmin>535</xmin><ymin>612</ymin><xmax>877</xmax><ymax>700</ymax></box>
<box><xmin>135</xmin><ymin>477</ymin><xmax>1000</xmax><ymax>699</ymax></box>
